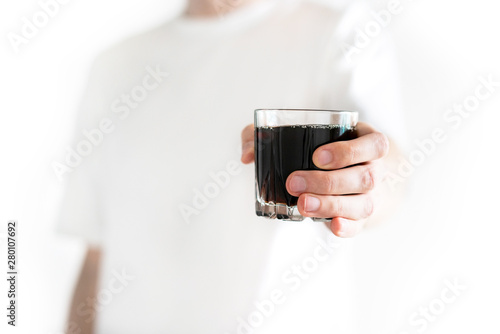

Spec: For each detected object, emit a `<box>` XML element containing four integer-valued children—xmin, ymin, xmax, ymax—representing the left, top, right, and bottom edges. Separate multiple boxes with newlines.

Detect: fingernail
<box><xmin>305</xmin><ymin>196</ymin><xmax>321</xmax><ymax>212</ymax></box>
<box><xmin>316</xmin><ymin>150</ymin><xmax>332</xmax><ymax>166</ymax></box>
<box><xmin>289</xmin><ymin>176</ymin><xmax>306</xmax><ymax>193</ymax></box>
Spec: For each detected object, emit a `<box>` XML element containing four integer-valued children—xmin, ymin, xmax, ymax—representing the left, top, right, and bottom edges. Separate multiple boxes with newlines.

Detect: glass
<box><xmin>254</xmin><ymin>109</ymin><xmax>358</xmax><ymax>221</ymax></box>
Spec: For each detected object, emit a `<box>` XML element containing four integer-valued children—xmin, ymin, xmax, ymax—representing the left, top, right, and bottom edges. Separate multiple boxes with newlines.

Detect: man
<box><xmin>57</xmin><ymin>0</ymin><xmax>406</xmax><ymax>333</ymax></box>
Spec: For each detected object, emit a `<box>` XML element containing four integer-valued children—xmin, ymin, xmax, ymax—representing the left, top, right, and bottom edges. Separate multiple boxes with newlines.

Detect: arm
<box><xmin>67</xmin><ymin>246</ymin><xmax>101</xmax><ymax>334</ymax></box>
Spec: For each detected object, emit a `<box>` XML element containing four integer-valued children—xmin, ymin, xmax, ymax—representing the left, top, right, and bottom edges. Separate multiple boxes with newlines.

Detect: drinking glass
<box><xmin>254</xmin><ymin>109</ymin><xmax>358</xmax><ymax>221</ymax></box>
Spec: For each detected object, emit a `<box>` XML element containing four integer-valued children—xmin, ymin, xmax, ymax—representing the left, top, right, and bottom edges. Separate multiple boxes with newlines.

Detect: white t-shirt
<box><xmin>56</xmin><ymin>1</ymin><xmax>404</xmax><ymax>333</ymax></box>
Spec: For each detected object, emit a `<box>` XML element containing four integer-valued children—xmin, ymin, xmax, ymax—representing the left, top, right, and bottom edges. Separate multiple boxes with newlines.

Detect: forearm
<box><xmin>67</xmin><ymin>246</ymin><xmax>101</xmax><ymax>334</ymax></box>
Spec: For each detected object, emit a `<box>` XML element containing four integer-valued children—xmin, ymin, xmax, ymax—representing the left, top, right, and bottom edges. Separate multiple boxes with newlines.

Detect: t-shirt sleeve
<box><xmin>54</xmin><ymin>56</ymin><xmax>111</xmax><ymax>247</ymax></box>
<box><xmin>56</xmin><ymin>160</ymin><xmax>103</xmax><ymax>246</ymax></box>
<box><xmin>319</xmin><ymin>4</ymin><xmax>409</xmax><ymax>151</ymax></box>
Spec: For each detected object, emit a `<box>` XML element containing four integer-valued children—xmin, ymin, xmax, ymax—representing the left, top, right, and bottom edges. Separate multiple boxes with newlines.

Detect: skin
<box><xmin>68</xmin><ymin>247</ymin><xmax>100</xmax><ymax>334</ymax></box>
<box><xmin>186</xmin><ymin>0</ymin><xmax>264</xmax><ymax>17</ymax></box>
<box><xmin>241</xmin><ymin>122</ymin><xmax>404</xmax><ymax>238</ymax></box>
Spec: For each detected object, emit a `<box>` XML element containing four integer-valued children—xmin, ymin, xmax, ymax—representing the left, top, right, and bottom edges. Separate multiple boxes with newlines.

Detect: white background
<box><xmin>1</xmin><ymin>0</ymin><xmax>499</xmax><ymax>333</ymax></box>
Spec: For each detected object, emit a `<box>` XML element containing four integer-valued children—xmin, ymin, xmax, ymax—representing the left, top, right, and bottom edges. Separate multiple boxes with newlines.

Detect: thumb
<box><xmin>241</xmin><ymin>124</ymin><xmax>255</xmax><ymax>164</ymax></box>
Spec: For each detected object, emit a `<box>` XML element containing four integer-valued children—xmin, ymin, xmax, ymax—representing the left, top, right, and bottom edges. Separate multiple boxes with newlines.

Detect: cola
<box><xmin>255</xmin><ymin>124</ymin><xmax>357</xmax><ymax>215</ymax></box>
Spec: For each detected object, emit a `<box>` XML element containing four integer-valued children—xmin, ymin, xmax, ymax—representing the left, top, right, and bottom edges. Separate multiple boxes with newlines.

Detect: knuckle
<box><xmin>324</xmin><ymin>172</ymin><xmax>338</xmax><ymax>194</ymax></box>
<box><xmin>361</xmin><ymin>165</ymin><xmax>376</xmax><ymax>192</ymax></box>
<box><xmin>343</xmin><ymin>142</ymin><xmax>358</xmax><ymax>166</ymax></box>
<box><xmin>364</xmin><ymin>194</ymin><xmax>375</xmax><ymax>217</ymax></box>
<box><xmin>375</xmin><ymin>132</ymin><xmax>390</xmax><ymax>158</ymax></box>
<box><xmin>332</xmin><ymin>196</ymin><xmax>344</xmax><ymax>216</ymax></box>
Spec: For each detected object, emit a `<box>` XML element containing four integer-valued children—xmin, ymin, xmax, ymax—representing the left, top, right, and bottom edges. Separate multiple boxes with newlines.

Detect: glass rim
<box><xmin>255</xmin><ymin>108</ymin><xmax>357</xmax><ymax>114</ymax></box>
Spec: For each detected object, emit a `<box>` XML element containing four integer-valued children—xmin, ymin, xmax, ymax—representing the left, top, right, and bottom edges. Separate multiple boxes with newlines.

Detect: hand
<box><xmin>241</xmin><ymin>122</ymin><xmax>390</xmax><ymax>238</ymax></box>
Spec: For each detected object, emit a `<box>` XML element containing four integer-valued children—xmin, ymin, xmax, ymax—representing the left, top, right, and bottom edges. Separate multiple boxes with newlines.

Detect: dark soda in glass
<box><xmin>255</xmin><ymin>124</ymin><xmax>357</xmax><ymax>220</ymax></box>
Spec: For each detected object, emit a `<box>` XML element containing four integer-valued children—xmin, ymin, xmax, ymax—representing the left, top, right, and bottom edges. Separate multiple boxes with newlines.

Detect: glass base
<box><xmin>255</xmin><ymin>201</ymin><xmax>330</xmax><ymax>222</ymax></box>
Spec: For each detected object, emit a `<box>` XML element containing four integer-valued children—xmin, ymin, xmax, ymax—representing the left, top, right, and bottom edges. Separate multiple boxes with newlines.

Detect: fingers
<box><xmin>241</xmin><ymin>124</ymin><xmax>254</xmax><ymax>164</ymax></box>
<box><xmin>297</xmin><ymin>193</ymin><xmax>375</xmax><ymax>221</ymax></box>
<box><xmin>286</xmin><ymin>161</ymin><xmax>386</xmax><ymax>196</ymax></box>
<box><xmin>312</xmin><ymin>122</ymin><xmax>389</xmax><ymax>170</ymax></box>
<box><xmin>329</xmin><ymin>217</ymin><xmax>367</xmax><ymax>238</ymax></box>
<box><xmin>355</xmin><ymin>121</ymin><xmax>379</xmax><ymax>136</ymax></box>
